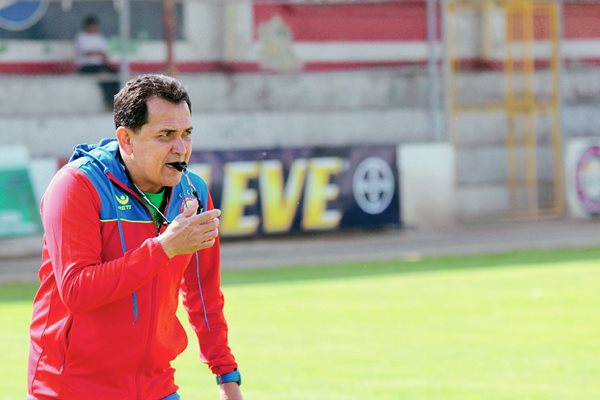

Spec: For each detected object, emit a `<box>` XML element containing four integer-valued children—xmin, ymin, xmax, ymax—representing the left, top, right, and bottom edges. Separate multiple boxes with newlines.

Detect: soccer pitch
<box><xmin>1</xmin><ymin>248</ymin><xmax>599</xmax><ymax>399</ymax></box>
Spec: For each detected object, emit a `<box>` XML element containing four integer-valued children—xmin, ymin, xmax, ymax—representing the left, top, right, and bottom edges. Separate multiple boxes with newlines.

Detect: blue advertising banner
<box><xmin>188</xmin><ymin>145</ymin><xmax>400</xmax><ymax>237</ymax></box>
<box><xmin>0</xmin><ymin>1</ymin><xmax>182</xmax><ymax>39</ymax></box>
<box><xmin>0</xmin><ymin>0</ymin><xmax>49</xmax><ymax>31</ymax></box>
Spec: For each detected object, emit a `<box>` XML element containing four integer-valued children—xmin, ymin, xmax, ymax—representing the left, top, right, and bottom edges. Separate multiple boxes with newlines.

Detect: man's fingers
<box><xmin>193</xmin><ymin>222</ymin><xmax>219</xmax><ymax>239</ymax></box>
<box><xmin>191</xmin><ymin>208</ymin><xmax>221</xmax><ymax>223</ymax></box>
<box><xmin>200</xmin><ymin>238</ymin><xmax>216</xmax><ymax>249</ymax></box>
<box><xmin>199</xmin><ymin>229</ymin><xmax>219</xmax><ymax>249</ymax></box>
<box><xmin>159</xmin><ymin>208</ymin><xmax>220</xmax><ymax>256</ymax></box>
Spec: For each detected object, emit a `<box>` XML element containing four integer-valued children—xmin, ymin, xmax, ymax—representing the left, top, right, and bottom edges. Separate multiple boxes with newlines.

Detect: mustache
<box><xmin>167</xmin><ymin>161</ymin><xmax>188</xmax><ymax>172</ymax></box>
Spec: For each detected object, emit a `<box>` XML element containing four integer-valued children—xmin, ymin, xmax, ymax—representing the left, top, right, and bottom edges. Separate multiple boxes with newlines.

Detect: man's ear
<box><xmin>116</xmin><ymin>126</ymin><xmax>134</xmax><ymax>155</ymax></box>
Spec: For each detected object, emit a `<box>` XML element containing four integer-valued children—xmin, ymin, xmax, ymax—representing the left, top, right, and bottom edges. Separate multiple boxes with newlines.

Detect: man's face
<box><xmin>119</xmin><ymin>96</ymin><xmax>193</xmax><ymax>193</ymax></box>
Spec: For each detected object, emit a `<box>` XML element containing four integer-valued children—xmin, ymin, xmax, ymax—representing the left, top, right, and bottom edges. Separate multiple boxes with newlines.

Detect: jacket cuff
<box><xmin>216</xmin><ymin>368</ymin><xmax>241</xmax><ymax>386</ymax></box>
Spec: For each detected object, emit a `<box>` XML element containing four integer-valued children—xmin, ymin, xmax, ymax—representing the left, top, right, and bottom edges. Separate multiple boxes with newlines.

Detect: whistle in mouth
<box><xmin>168</xmin><ymin>161</ymin><xmax>188</xmax><ymax>172</ymax></box>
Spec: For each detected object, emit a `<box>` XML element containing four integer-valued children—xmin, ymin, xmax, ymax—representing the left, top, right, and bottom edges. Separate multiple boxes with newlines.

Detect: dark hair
<box><xmin>113</xmin><ymin>74</ymin><xmax>192</xmax><ymax>131</ymax></box>
<box><xmin>83</xmin><ymin>15</ymin><xmax>99</xmax><ymax>28</ymax></box>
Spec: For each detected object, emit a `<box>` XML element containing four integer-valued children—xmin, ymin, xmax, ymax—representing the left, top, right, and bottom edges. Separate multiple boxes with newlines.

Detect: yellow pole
<box><xmin>522</xmin><ymin>0</ymin><xmax>538</xmax><ymax>216</ymax></box>
<box><xmin>505</xmin><ymin>3</ymin><xmax>518</xmax><ymax>214</ymax></box>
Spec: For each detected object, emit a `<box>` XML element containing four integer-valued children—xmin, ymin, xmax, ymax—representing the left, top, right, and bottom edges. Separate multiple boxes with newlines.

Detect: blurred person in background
<box><xmin>74</xmin><ymin>14</ymin><xmax>115</xmax><ymax>74</ymax></box>
<box><xmin>74</xmin><ymin>15</ymin><xmax>119</xmax><ymax>110</ymax></box>
<box><xmin>27</xmin><ymin>74</ymin><xmax>243</xmax><ymax>400</ymax></box>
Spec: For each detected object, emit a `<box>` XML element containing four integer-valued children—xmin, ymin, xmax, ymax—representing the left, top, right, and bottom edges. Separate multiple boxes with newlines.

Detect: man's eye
<box><xmin>160</xmin><ymin>131</ymin><xmax>172</xmax><ymax>137</ymax></box>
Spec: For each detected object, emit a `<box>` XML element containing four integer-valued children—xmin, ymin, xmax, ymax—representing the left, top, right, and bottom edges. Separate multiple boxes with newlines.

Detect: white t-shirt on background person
<box><xmin>74</xmin><ymin>31</ymin><xmax>109</xmax><ymax>69</ymax></box>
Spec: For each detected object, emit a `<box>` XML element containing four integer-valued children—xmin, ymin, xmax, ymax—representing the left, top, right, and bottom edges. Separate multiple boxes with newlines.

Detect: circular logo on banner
<box><xmin>575</xmin><ymin>145</ymin><xmax>600</xmax><ymax>214</ymax></box>
<box><xmin>352</xmin><ymin>157</ymin><xmax>395</xmax><ymax>215</ymax></box>
<box><xmin>0</xmin><ymin>0</ymin><xmax>49</xmax><ymax>31</ymax></box>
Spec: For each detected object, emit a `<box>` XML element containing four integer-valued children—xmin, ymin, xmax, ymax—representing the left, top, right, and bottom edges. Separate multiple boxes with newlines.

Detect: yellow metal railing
<box><xmin>446</xmin><ymin>0</ymin><xmax>563</xmax><ymax>218</ymax></box>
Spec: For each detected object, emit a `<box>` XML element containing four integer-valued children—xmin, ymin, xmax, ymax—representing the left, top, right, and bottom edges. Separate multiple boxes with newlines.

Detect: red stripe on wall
<box><xmin>0</xmin><ymin>61</ymin><xmax>258</xmax><ymax>74</ymax></box>
<box><xmin>564</xmin><ymin>4</ymin><xmax>600</xmax><ymax>39</ymax></box>
<box><xmin>510</xmin><ymin>4</ymin><xmax>600</xmax><ymax>40</ymax></box>
<box><xmin>3</xmin><ymin>3</ymin><xmax>600</xmax><ymax>75</ymax></box>
<box><xmin>0</xmin><ymin>61</ymin><xmax>75</xmax><ymax>74</ymax></box>
<box><xmin>0</xmin><ymin>60</ymin><xmax>423</xmax><ymax>74</ymax></box>
<box><xmin>253</xmin><ymin>3</ymin><xmax>600</xmax><ymax>42</ymax></box>
<box><xmin>253</xmin><ymin>2</ymin><xmax>431</xmax><ymax>42</ymax></box>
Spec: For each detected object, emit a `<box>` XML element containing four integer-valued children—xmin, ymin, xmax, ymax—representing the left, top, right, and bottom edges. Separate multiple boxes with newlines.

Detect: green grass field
<box><xmin>1</xmin><ymin>247</ymin><xmax>599</xmax><ymax>399</ymax></box>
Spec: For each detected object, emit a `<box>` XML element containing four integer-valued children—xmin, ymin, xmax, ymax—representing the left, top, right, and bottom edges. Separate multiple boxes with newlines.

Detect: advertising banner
<box><xmin>0</xmin><ymin>0</ymin><xmax>49</xmax><ymax>31</ymax></box>
<box><xmin>0</xmin><ymin>146</ymin><xmax>41</xmax><ymax>237</ymax></box>
<box><xmin>189</xmin><ymin>145</ymin><xmax>400</xmax><ymax>237</ymax></box>
<box><xmin>566</xmin><ymin>139</ymin><xmax>600</xmax><ymax>218</ymax></box>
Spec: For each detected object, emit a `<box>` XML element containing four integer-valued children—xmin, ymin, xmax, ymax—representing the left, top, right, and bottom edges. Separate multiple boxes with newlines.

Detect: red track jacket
<box><xmin>28</xmin><ymin>139</ymin><xmax>237</xmax><ymax>399</ymax></box>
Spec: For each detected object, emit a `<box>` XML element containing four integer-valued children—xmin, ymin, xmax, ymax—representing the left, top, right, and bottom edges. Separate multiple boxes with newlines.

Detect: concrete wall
<box><xmin>400</xmin><ymin>143</ymin><xmax>456</xmax><ymax>227</ymax></box>
<box><xmin>2</xmin><ymin>66</ymin><xmax>600</xmax><ymax>225</ymax></box>
<box><xmin>0</xmin><ymin>69</ymin><xmax>432</xmax><ymax>158</ymax></box>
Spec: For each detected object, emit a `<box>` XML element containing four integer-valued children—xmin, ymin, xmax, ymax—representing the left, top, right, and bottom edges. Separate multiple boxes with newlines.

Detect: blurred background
<box><xmin>2</xmin><ymin>2</ymin><xmax>600</xmax><ymax>398</ymax></box>
<box><xmin>1</xmin><ymin>0</ymin><xmax>600</xmax><ymax>242</ymax></box>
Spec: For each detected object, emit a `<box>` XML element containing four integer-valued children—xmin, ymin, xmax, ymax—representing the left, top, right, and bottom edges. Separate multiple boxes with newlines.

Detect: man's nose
<box><xmin>172</xmin><ymin>136</ymin><xmax>187</xmax><ymax>154</ymax></box>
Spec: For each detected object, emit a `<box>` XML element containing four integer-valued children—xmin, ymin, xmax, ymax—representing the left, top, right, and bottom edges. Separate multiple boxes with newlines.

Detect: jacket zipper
<box><xmin>134</xmin><ymin>189</ymin><xmax>173</xmax><ymax>399</ymax></box>
<box><xmin>102</xmin><ymin>163</ymin><xmax>181</xmax><ymax>397</ymax></box>
<box><xmin>108</xmin><ymin>173</ymin><xmax>177</xmax><ymax>398</ymax></box>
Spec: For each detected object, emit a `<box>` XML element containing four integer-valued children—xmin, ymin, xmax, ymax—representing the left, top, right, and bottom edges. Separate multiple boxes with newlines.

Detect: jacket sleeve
<box><xmin>180</xmin><ymin>192</ymin><xmax>238</xmax><ymax>376</ymax></box>
<box><xmin>42</xmin><ymin>167</ymin><xmax>170</xmax><ymax>314</ymax></box>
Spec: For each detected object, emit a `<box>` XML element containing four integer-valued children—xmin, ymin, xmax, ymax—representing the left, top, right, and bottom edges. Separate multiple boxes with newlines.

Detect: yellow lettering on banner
<box><xmin>188</xmin><ymin>163</ymin><xmax>212</xmax><ymax>188</ymax></box>
<box><xmin>259</xmin><ymin>159</ymin><xmax>308</xmax><ymax>233</ymax></box>
<box><xmin>301</xmin><ymin>157</ymin><xmax>343</xmax><ymax>230</ymax></box>
<box><xmin>221</xmin><ymin>161</ymin><xmax>259</xmax><ymax>235</ymax></box>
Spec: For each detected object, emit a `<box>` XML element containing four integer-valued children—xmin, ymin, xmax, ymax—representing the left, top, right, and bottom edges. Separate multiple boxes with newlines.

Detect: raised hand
<box><xmin>156</xmin><ymin>199</ymin><xmax>221</xmax><ymax>258</ymax></box>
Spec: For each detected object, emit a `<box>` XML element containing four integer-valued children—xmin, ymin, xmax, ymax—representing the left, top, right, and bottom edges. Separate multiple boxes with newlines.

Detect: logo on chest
<box><xmin>180</xmin><ymin>195</ymin><xmax>197</xmax><ymax>213</ymax></box>
<box><xmin>115</xmin><ymin>194</ymin><xmax>132</xmax><ymax>211</ymax></box>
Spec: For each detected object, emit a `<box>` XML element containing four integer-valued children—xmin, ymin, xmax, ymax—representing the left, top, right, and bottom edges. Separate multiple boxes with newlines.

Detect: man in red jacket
<box><xmin>28</xmin><ymin>74</ymin><xmax>243</xmax><ymax>400</ymax></box>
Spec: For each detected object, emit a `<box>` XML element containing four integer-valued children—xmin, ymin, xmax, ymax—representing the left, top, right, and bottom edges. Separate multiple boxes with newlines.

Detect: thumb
<box><xmin>180</xmin><ymin>198</ymin><xmax>198</xmax><ymax>218</ymax></box>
